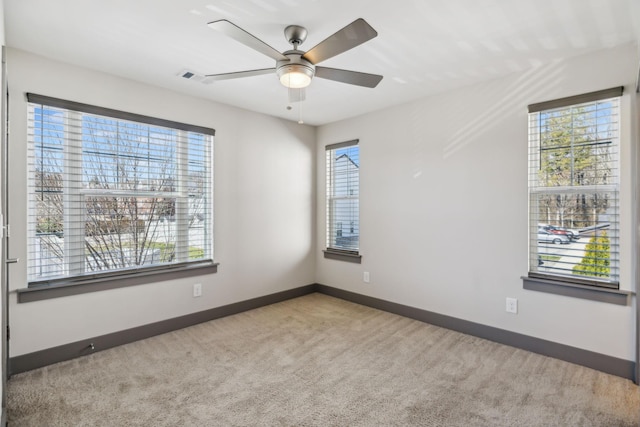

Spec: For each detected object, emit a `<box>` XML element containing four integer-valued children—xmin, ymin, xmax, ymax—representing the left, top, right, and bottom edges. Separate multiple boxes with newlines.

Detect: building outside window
<box><xmin>527</xmin><ymin>88</ymin><xmax>621</xmax><ymax>288</ymax></box>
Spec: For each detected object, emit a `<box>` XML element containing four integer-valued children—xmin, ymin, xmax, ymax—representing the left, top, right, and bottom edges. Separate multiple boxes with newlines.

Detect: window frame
<box><xmin>524</xmin><ymin>87</ymin><xmax>624</xmax><ymax>297</ymax></box>
<box><xmin>324</xmin><ymin>139</ymin><xmax>361</xmax><ymax>263</ymax></box>
<box><xmin>23</xmin><ymin>94</ymin><xmax>217</xmax><ymax>299</ymax></box>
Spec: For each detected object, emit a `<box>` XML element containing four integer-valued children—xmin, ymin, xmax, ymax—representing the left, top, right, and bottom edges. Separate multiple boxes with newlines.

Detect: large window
<box><xmin>527</xmin><ymin>88</ymin><xmax>621</xmax><ymax>288</ymax></box>
<box><xmin>27</xmin><ymin>94</ymin><xmax>214</xmax><ymax>284</ymax></box>
<box><xmin>325</xmin><ymin>140</ymin><xmax>360</xmax><ymax>260</ymax></box>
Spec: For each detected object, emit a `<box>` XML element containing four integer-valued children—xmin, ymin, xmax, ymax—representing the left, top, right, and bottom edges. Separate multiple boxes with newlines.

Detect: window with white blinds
<box><xmin>27</xmin><ymin>94</ymin><xmax>214</xmax><ymax>284</ymax></box>
<box><xmin>527</xmin><ymin>88</ymin><xmax>621</xmax><ymax>288</ymax></box>
<box><xmin>326</xmin><ymin>140</ymin><xmax>359</xmax><ymax>255</ymax></box>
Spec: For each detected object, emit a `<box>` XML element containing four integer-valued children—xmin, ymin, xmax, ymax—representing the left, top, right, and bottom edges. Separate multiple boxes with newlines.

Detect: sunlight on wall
<box><xmin>442</xmin><ymin>60</ymin><xmax>564</xmax><ymax>159</ymax></box>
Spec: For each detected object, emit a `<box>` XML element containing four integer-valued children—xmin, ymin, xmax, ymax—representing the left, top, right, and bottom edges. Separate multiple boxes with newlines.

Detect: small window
<box><xmin>27</xmin><ymin>94</ymin><xmax>215</xmax><ymax>285</ymax></box>
<box><xmin>527</xmin><ymin>88</ymin><xmax>621</xmax><ymax>289</ymax></box>
<box><xmin>325</xmin><ymin>140</ymin><xmax>360</xmax><ymax>260</ymax></box>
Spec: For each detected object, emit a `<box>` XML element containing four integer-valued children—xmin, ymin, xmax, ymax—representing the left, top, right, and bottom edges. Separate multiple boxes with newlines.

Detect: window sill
<box><xmin>521</xmin><ymin>275</ymin><xmax>633</xmax><ymax>306</ymax></box>
<box><xmin>18</xmin><ymin>261</ymin><xmax>219</xmax><ymax>303</ymax></box>
<box><xmin>323</xmin><ymin>250</ymin><xmax>362</xmax><ymax>264</ymax></box>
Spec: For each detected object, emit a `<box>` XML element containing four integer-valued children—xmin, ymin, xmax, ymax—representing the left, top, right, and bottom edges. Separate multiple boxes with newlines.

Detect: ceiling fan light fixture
<box><xmin>278</xmin><ymin>64</ymin><xmax>314</xmax><ymax>88</ymax></box>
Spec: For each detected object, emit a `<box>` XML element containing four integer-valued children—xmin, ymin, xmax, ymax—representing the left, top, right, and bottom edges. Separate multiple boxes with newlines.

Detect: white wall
<box><xmin>316</xmin><ymin>42</ymin><xmax>639</xmax><ymax>361</ymax></box>
<box><xmin>6</xmin><ymin>48</ymin><xmax>317</xmax><ymax>357</ymax></box>
<box><xmin>0</xmin><ymin>0</ymin><xmax>3</xmax><ymax>46</ymax></box>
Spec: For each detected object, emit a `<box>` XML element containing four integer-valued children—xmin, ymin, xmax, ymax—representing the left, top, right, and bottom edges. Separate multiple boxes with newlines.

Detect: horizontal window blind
<box><xmin>27</xmin><ymin>95</ymin><xmax>214</xmax><ymax>283</ymax></box>
<box><xmin>326</xmin><ymin>140</ymin><xmax>359</xmax><ymax>253</ymax></box>
<box><xmin>528</xmin><ymin>93</ymin><xmax>620</xmax><ymax>287</ymax></box>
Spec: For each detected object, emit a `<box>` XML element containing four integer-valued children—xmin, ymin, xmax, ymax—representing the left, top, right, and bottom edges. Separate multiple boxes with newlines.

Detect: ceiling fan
<box><xmin>204</xmin><ymin>18</ymin><xmax>383</xmax><ymax>95</ymax></box>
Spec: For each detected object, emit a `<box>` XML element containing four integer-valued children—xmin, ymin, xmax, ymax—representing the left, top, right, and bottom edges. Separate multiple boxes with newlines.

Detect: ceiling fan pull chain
<box><xmin>298</xmin><ymin>100</ymin><xmax>304</xmax><ymax>125</ymax></box>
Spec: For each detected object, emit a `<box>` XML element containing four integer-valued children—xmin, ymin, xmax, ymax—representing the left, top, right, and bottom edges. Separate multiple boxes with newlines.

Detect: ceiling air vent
<box><xmin>176</xmin><ymin>69</ymin><xmax>210</xmax><ymax>84</ymax></box>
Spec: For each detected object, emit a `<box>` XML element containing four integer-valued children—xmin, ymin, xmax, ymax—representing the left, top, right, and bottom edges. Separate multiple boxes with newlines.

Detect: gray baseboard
<box><xmin>9</xmin><ymin>284</ymin><xmax>316</xmax><ymax>375</ymax></box>
<box><xmin>316</xmin><ymin>284</ymin><xmax>636</xmax><ymax>382</ymax></box>
<box><xmin>9</xmin><ymin>283</ymin><xmax>636</xmax><ymax>383</ymax></box>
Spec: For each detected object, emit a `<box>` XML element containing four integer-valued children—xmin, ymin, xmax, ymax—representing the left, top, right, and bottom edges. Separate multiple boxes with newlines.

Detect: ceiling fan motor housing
<box><xmin>284</xmin><ymin>25</ymin><xmax>308</xmax><ymax>48</ymax></box>
<box><xmin>277</xmin><ymin>51</ymin><xmax>315</xmax><ymax>88</ymax></box>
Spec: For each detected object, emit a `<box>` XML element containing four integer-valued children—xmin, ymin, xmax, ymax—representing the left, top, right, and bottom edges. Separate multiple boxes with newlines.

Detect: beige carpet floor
<box><xmin>7</xmin><ymin>293</ymin><xmax>640</xmax><ymax>426</ymax></box>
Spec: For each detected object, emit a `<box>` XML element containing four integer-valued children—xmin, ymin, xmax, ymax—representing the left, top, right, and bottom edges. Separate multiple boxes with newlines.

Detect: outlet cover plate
<box><xmin>193</xmin><ymin>283</ymin><xmax>202</xmax><ymax>297</ymax></box>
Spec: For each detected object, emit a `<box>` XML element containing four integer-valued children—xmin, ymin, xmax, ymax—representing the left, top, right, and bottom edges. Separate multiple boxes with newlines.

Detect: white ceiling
<box><xmin>4</xmin><ymin>0</ymin><xmax>640</xmax><ymax>126</ymax></box>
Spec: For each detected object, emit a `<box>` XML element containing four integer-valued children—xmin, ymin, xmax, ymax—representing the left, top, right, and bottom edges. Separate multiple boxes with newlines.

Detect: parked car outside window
<box><xmin>537</xmin><ymin>229</ymin><xmax>571</xmax><ymax>245</ymax></box>
<box><xmin>538</xmin><ymin>224</ymin><xmax>580</xmax><ymax>240</ymax></box>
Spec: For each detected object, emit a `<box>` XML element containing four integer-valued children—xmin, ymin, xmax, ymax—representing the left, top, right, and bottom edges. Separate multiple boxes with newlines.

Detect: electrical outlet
<box><xmin>363</xmin><ymin>271</ymin><xmax>370</xmax><ymax>283</ymax></box>
<box><xmin>506</xmin><ymin>297</ymin><xmax>518</xmax><ymax>314</ymax></box>
<box><xmin>193</xmin><ymin>283</ymin><xmax>202</xmax><ymax>297</ymax></box>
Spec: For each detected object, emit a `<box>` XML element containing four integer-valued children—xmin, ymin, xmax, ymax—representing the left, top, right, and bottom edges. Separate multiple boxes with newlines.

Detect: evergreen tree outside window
<box><xmin>527</xmin><ymin>88</ymin><xmax>621</xmax><ymax>288</ymax></box>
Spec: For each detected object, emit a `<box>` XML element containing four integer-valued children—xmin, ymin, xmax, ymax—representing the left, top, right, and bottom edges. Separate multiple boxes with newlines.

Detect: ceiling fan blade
<box><xmin>204</xmin><ymin>68</ymin><xmax>275</xmax><ymax>82</ymax></box>
<box><xmin>207</xmin><ymin>20</ymin><xmax>289</xmax><ymax>62</ymax></box>
<box><xmin>302</xmin><ymin>18</ymin><xmax>378</xmax><ymax>65</ymax></box>
<box><xmin>315</xmin><ymin>67</ymin><xmax>383</xmax><ymax>88</ymax></box>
